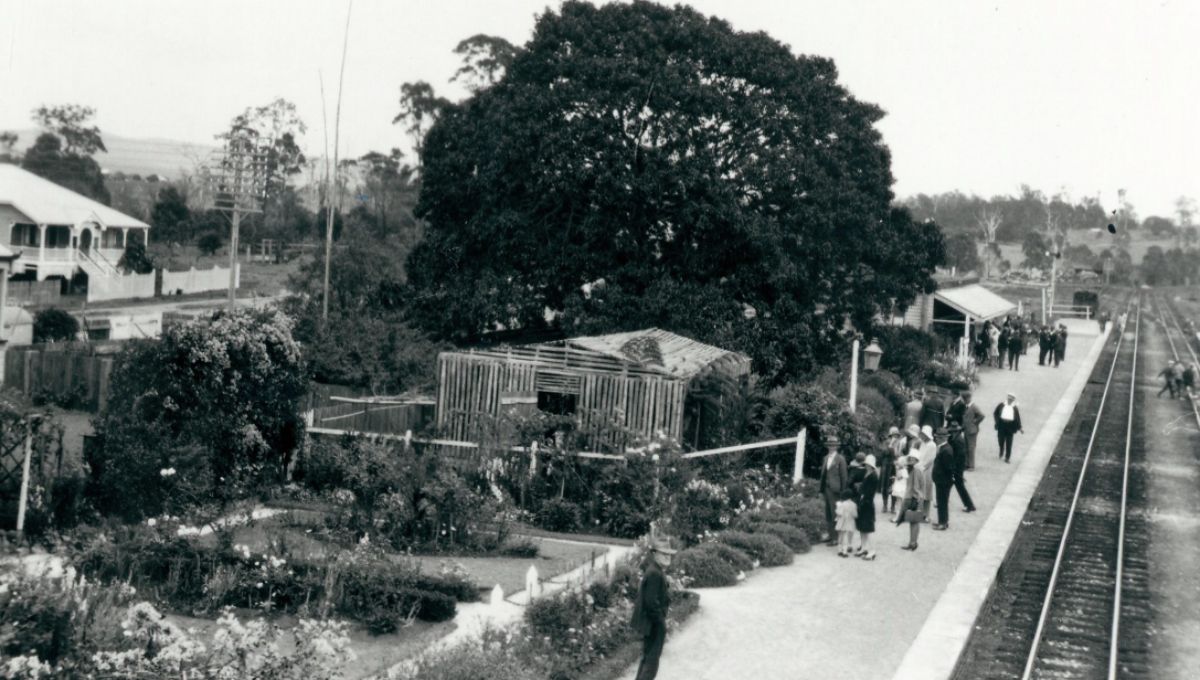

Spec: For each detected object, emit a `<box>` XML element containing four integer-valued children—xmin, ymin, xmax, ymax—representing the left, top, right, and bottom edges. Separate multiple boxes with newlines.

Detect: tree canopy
<box><xmin>406</xmin><ymin>1</ymin><xmax>942</xmax><ymax>382</ymax></box>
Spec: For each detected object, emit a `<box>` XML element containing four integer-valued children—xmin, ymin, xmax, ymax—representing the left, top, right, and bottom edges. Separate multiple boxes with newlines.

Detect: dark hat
<box><xmin>824</xmin><ymin>434</ymin><xmax>841</xmax><ymax>447</ymax></box>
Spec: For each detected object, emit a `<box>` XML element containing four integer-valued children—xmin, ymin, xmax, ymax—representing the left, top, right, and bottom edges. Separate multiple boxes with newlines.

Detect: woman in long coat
<box><xmin>896</xmin><ymin>454</ymin><xmax>928</xmax><ymax>551</ymax></box>
<box><xmin>856</xmin><ymin>455</ymin><xmax>879</xmax><ymax>561</ymax></box>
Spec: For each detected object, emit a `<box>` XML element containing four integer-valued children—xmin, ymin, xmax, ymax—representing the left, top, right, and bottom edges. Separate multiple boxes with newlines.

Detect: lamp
<box><xmin>862</xmin><ymin>340</ymin><xmax>883</xmax><ymax>372</ymax></box>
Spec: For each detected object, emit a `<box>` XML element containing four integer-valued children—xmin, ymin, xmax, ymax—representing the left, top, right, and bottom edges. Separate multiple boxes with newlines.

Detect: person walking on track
<box><xmin>947</xmin><ymin>422</ymin><xmax>977</xmax><ymax>513</ymax></box>
<box><xmin>632</xmin><ymin>537</ymin><xmax>675</xmax><ymax>680</ymax></box>
<box><xmin>897</xmin><ymin>455</ymin><xmax>928</xmax><ymax>551</ymax></box>
<box><xmin>994</xmin><ymin>392</ymin><xmax>1023</xmax><ymax>463</ymax></box>
<box><xmin>1158</xmin><ymin>360</ymin><xmax>1179</xmax><ymax>399</ymax></box>
<box><xmin>819</xmin><ymin>436</ymin><xmax>848</xmax><ymax>546</ymax></box>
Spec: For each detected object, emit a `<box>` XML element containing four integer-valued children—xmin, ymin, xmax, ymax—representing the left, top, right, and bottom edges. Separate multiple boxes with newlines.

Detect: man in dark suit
<box><xmin>818</xmin><ymin>436</ymin><xmax>848</xmax><ymax>545</ymax></box>
<box><xmin>1055</xmin><ymin>324</ymin><xmax>1069</xmax><ymax>365</ymax></box>
<box><xmin>631</xmin><ymin>537</ymin><xmax>675</xmax><ymax>680</ymax></box>
<box><xmin>994</xmin><ymin>392</ymin><xmax>1023</xmax><ymax>463</ymax></box>
<box><xmin>1038</xmin><ymin>326</ymin><xmax>1052</xmax><ymax>365</ymax></box>
<box><xmin>920</xmin><ymin>389</ymin><xmax>945</xmax><ymax>430</ymax></box>
<box><xmin>947</xmin><ymin>422</ymin><xmax>977</xmax><ymax>513</ymax></box>
<box><xmin>931</xmin><ymin>428</ymin><xmax>956</xmax><ymax>530</ymax></box>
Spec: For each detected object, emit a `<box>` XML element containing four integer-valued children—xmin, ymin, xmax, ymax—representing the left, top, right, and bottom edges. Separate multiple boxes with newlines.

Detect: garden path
<box><xmin>619</xmin><ymin>319</ymin><xmax>1106</xmax><ymax>680</ymax></box>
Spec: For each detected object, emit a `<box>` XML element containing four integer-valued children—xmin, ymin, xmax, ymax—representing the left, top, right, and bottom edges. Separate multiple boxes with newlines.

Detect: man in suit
<box><xmin>1038</xmin><ymin>326</ymin><xmax>1052</xmax><ymax>365</ymax></box>
<box><xmin>632</xmin><ymin>537</ymin><xmax>675</xmax><ymax>680</ymax></box>
<box><xmin>994</xmin><ymin>392</ymin><xmax>1023</xmax><ymax>463</ymax></box>
<box><xmin>818</xmin><ymin>435</ymin><xmax>848</xmax><ymax>545</ymax></box>
<box><xmin>1055</xmin><ymin>324</ymin><xmax>1069</xmax><ymax>366</ymax></box>
<box><xmin>931</xmin><ymin>428</ymin><xmax>956</xmax><ymax>530</ymax></box>
<box><xmin>959</xmin><ymin>391</ymin><xmax>985</xmax><ymax>470</ymax></box>
<box><xmin>920</xmin><ymin>389</ymin><xmax>945</xmax><ymax>430</ymax></box>
<box><xmin>947</xmin><ymin>422</ymin><xmax>977</xmax><ymax>513</ymax></box>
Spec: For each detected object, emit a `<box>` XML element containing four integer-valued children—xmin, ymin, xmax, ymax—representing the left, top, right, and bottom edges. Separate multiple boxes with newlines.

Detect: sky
<box><xmin>2</xmin><ymin>0</ymin><xmax>1198</xmax><ymax>217</ymax></box>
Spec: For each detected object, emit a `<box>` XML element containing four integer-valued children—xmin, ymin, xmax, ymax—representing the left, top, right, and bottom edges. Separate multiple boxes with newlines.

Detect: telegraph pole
<box><xmin>212</xmin><ymin>129</ymin><xmax>268</xmax><ymax>309</ymax></box>
<box><xmin>322</xmin><ymin>0</ymin><xmax>353</xmax><ymax>323</ymax></box>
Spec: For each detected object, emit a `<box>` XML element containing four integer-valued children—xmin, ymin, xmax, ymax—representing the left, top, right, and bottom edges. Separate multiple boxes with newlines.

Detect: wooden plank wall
<box><xmin>436</xmin><ymin>353</ymin><xmax>687</xmax><ymax>448</ymax></box>
<box><xmin>311</xmin><ymin>401</ymin><xmax>433</xmax><ymax>436</ymax></box>
<box><xmin>3</xmin><ymin>347</ymin><xmax>114</xmax><ymax>412</ymax></box>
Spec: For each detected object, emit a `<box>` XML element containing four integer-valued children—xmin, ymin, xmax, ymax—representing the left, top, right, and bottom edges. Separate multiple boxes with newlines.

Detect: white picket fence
<box><xmin>87</xmin><ymin>270</ymin><xmax>155</xmax><ymax>303</ymax></box>
<box><xmin>162</xmin><ymin>264</ymin><xmax>238</xmax><ymax>296</ymax></box>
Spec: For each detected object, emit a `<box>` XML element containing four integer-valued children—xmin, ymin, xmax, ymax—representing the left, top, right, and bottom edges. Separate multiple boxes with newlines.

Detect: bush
<box><xmin>671</xmin><ymin>545</ymin><xmax>739</xmax><ymax>587</ymax></box>
<box><xmin>399</xmin><ymin>588</ymin><xmax>458</xmax><ymax>623</ymax></box>
<box><xmin>714</xmin><ymin>530</ymin><xmax>793</xmax><ymax>567</ymax></box>
<box><xmin>670</xmin><ymin>479</ymin><xmax>731</xmax><ymax>546</ymax></box>
<box><xmin>874</xmin><ymin>325</ymin><xmax>937</xmax><ymax>386</ymax></box>
<box><xmin>860</xmin><ymin>370</ymin><xmax>908</xmax><ymax>415</ymax></box>
<box><xmin>702</xmin><ymin>542</ymin><xmax>754</xmax><ymax>572</ymax></box>
<box><xmin>537</xmin><ymin>497</ymin><xmax>582</xmax><ymax>533</ymax></box>
<box><xmin>400</xmin><ymin>629</ymin><xmax>547</xmax><ymax>680</ymax></box>
<box><xmin>774</xmin><ymin>495</ymin><xmax>828</xmax><ymax>541</ymax></box>
<box><xmin>498</xmin><ymin>537</ymin><xmax>540</xmax><ymax>558</ymax></box>
<box><xmin>760</xmin><ymin>383</ymin><xmax>874</xmax><ymax>480</ymax></box>
<box><xmin>744</xmin><ymin>521</ymin><xmax>810</xmax><ymax>553</ymax></box>
<box><xmin>411</xmin><ymin>573</ymin><xmax>480</xmax><ymax>603</ymax></box>
<box><xmin>33</xmin><ymin>308</ymin><xmax>79</xmax><ymax>343</ymax></box>
<box><xmin>299</xmin><ymin>439</ymin><xmax>353</xmax><ymax>491</ymax></box>
<box><xmin>197</xmin><ymin>232</ymin><xmax>222</xmax><ymax>256</ymax></box>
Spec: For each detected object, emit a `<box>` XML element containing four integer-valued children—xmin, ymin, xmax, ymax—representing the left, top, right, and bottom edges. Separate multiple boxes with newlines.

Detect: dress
<box><xmin>855</xmin><ymin>469</ymin><xmax>878</xmax><ymax>533</ymax></box>
<box><xmin>834</xmin><ymin>500</ymin><xmax>858</xmax><ymax>532</ymax></box>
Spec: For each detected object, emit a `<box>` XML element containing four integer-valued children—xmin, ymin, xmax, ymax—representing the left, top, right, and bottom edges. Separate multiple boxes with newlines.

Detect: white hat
<box><xmin>920</xmin><ymin>425</ymin><xmax>933</xmax><ymax>439</ymax></box>
<box><xmin>864</xmin><ymin>454</ymin><xmax>877</xmax><ymax>468</ymax></box>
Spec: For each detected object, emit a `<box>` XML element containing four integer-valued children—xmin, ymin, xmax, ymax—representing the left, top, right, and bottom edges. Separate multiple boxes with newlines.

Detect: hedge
<box><xmin>744</xmin><ymin>522</ymin><xmax>810</xmax><ymax>553</ymax></box>
<box><xmin>411</xmin><ymin>573</ymin><xmax>481</xmax><ymax>603</ymax></box>
<box><xmin>714</xmin><ymin>531</ymin><xmax>793</xmax><ymax>567</ymax></box>
<box><xmin>702</xmin><ymin>542</ymin><xmax>754</xmax><ymax>572</ymax></box>
<box><xmin>671</xmin><ymin>546</ymin><xmax>739</xmax><ymax>587</ymax></box>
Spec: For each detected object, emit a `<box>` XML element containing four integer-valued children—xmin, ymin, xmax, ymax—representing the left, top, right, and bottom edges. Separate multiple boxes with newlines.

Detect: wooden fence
<box><xmin>7</xmin><ymin>280</ymin><xmax>62</xmax><ymax>307</ymax></box>
<box><xmin>3</xmin><ymin>346</ymin><xmax>116</xmax><ymax>412</ymax></box>
<box><xmin>309</xmin><ymin>400</ymin><xmax>434</xmax><ymax>436</ymax></box>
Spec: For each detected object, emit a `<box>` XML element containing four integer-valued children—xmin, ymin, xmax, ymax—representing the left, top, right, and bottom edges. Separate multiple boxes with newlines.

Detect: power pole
<box><xmin>322</xmin><ymin>0</ymin><xmax>354</xmax><ymax>323</ymax></box>
<box><xmin>211</xmin><ymin>128</ymin><xmax>268</xmax><ymax>309</ymax></box>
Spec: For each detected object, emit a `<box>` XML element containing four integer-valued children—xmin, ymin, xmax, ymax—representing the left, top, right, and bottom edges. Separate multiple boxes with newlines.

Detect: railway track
<box><xmin>955</xmin><ymin>301</ymin><xmax>1153</xmax><ymax>680</ymax></box>
<box><xmin>1155</xmin><ymin>296</ymin><xmax>1200</xmax><ymax>426</ymax></box>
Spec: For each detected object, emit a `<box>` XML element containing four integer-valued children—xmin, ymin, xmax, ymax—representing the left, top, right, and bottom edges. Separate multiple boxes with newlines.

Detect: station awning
<box><xmin>933</xmin><ymin>284</ymin><xmax>1016</xmax><ymax>321</ymax></box>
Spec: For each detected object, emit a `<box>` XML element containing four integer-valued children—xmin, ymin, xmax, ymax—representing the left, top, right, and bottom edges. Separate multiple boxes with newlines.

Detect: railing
<box><xmin>1049</xmin><ymin>304</ymin><xmax>1092</xmax><ymax>319</ymax></box>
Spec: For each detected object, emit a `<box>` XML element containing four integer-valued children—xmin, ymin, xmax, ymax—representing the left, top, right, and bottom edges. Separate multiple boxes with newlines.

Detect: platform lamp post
<box><xmin>849</xmin><ymin>338</ymin><xmax>884</xmax><ymax>413</ymax></box>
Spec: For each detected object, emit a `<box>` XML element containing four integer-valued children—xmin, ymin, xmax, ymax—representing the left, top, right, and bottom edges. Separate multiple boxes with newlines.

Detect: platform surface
<box><xmin>620</xmin><ymin>318</ymin><xmax>1107</xmax><ymax>680</ymax></box>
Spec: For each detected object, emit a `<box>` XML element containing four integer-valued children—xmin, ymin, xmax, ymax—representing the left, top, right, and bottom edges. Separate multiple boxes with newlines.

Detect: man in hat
<box><xmin>931</xmin><ymin>427</ymin><xmax>956</xmax><ymax>530</ymax></box>
<box><xmin>950</xmin><ymin>390</ymin><xmax>985</xmax><ymax>470</ymax></box>
<box><xmin>994</xmin><ymin>392</ymin><xmax>1023</xmax><ymax>463</ymax></box>
<box><xmin>818</xmin><ymin>435</ymin><xmax>848</xmax><ymax>546</ymax></box>
<box><xmin>1038</xmin><ymin>325</ymin><xmax>1053</xmax><ymax>366</ymax></box>
<box><xmin>632</xmin><ymin>537</ymin><xmax>675</xmax><ymax>680</ymax></box>
<box><xmin>947</xmin><ymin>422</ymin><xmax>977</xmax><ymax>513</ymax></box>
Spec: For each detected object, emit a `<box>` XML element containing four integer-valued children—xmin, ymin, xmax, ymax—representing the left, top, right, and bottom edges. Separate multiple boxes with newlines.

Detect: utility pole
<box><xmin>323</xmin><ymin>1</ymin><xmax>354</xmax><ymax>323</ymax></box>
<box><xmin>211</xmin><ymin>128</ymin><xmax>268</xmax><ymax>309</ymax></box>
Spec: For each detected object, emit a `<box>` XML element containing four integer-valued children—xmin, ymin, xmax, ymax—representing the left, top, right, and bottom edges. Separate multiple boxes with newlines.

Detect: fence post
<box><xmin>793</xmin><ymin>429</ymin><xmax>806</xmax><ymax>485</ymax></box>
<box><xmin>15</xmin><ymin>421</ymin><xmax>33</xmax><ymax>533</ymax></box>
<box><xmin>529</xmin><ymin>440</ymin><xmax>538</xmax><ymax>478</ymax></box>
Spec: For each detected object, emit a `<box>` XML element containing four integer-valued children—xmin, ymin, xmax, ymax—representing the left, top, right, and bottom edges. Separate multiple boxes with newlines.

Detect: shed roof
<box><xmin>0</xmin><ymin>164</ymin><xmax>150</xmax><ymax>229</ymax></box>
<box><xmin>934</xmin><ymin>284</ymin><xmax>1016</xmax><ymax>321</ymax></box>
<box><xmin>448</xmin><ymin>328</ymin><xmax>750</xmax><ymax>380</ymax></box>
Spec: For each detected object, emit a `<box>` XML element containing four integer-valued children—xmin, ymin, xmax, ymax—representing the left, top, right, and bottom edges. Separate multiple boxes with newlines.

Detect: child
<box><xmin>835</xmin><ymin>489</ymin><xmax>858</xmax><ymax>557</ymax></box>
<box><xmin>891</xmin><ymin>459</ymin><xmax>909</xmax><ymax>516</ymax></box>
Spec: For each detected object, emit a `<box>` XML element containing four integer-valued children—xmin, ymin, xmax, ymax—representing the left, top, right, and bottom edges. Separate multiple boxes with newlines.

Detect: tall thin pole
<box><xmin>849</xmin><ymin>338</ymin><xmax>860</xmax><ymax>413</ymax></box>
<box><xmin>322</xmin><ymin>0</ymin><xmax>353</xmax><ymax>323</ymax></box>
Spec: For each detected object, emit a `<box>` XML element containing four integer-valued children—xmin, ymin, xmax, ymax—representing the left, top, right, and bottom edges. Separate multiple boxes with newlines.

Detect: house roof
<box><xmin>447</xmin><ymin>328</ymin><xmax>751</xmax><ymax>380</ymax></box>
<box><xmin>934</xmin><ymin>284</ymin><xmax>1016</xmax><ymax>321</ymax></box>
<box><xmin>0</xmin><ymin>164</ymin><xmax>150</xmax><ymax>229</ymax></box>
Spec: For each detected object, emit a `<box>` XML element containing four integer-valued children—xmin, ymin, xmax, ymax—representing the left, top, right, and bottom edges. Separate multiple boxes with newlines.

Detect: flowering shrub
<box><xmin>670</xmin><ymin>479</ymin><xmax>731</xmax><ymax>546</ymax></box>
<box><xmin>536</xmin><ymin>497</ymin><xmax>583</xmax><ymax>533</ymax></box>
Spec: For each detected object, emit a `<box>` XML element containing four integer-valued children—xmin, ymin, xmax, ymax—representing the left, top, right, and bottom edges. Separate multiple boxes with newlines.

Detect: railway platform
<box><xmin>620</xmin><ymin>318</ymin><xmax>1108</xmax><ymax>680</ymax></box>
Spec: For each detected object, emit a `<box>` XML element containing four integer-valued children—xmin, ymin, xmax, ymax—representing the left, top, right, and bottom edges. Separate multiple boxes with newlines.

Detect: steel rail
<box><xmin>1020</xmin><ymin>301</ymin><xmax>1138</xmax><ymax>680</ymax></box>
<box><xmin>1155</xmin><ymin>296</ymin><xmax>1200</xmax><ymax>432</ymax></box>
<box><xmin>1107</xmin><ymin>300</ymin><xmax>1140</xmax><ymax>680</ymax></box>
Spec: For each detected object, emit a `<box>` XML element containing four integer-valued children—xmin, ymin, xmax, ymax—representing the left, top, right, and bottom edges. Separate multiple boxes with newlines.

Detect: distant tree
<box><xmin>409</xmin><ymin>1</ymin><xmax>942</xmax><ymax>383</ymax></box>
<box><xmin>21</xmin><ymin>133</ymin><xmax>110</xmax><ymax>204</ymax></box>
<box><xmin>0</xmin><ymin>131</ymin><xmax>18</xmax><ymax>162</ymax></box>
<box><xmin>452</xmin><ymin>34</ymin><xmax>521</xmax><ymax>92</ymax></box>
<box><xmin>1099</xmin><ymin>248</ymin><xmax>1134</xmax><ymax>285</ymax></box>
<box><xmin>117</xmin><ymin>241</ymin><xmax>155</xmax><ymax>274</ymax></box>
<box><xmin>197</xmin><ymin>232</ymin><xmax>223</xmax><ymax>256</ymax></box>
<box><xmin>1022</xmin><ymin>231</ymin><xmax>1051</xmax><ymax>270</ymax></box>
<box><xmin>354</xmin><ymin>148</ymin><xmax>420</xmax><ymax>242</ymax></box>
<box><xmin>1063</xmin><ymin>243</ymin><xmax>1095</xmax><ymax>267</ymax></box>
<box><xmin>150</xmin><ymin>186</ymin><xmax>191</xmax><ymax>243</ymax></box>
<box><xmin>1140</xmin><ymin>246</ymin><xmax>1168</xmax><ymax>285</ymax></box>
<box><xmin>32</xmin><ymin>104</ymin><xmax>106</xmax><ymax>155</ymax></box>
<box><xmin>393</xmin><ymin>81</ymin><xmax>451</xmax><ymax>161</ymax></box>
<box><xmin>1141</xmin><ymin>215</ymin><xmax>1176</xmax><ymax>238</ymax></box>
<box><xmin>976</xmin><ymin>208</ymin><xmax>1003</xmax><ymax>278</ymax></box>
<box><xmin>220</xmin><ymin>98</ymin><xmax>306</xmax><ymax>203</ymax></box>
<box><xmin>943</xmin><ymin>232</ymin><xmax>981</xmax><ymax>274</ymax></box>
<box><xmin>33</xmin><ymin>308</ymin><xmax>79</xmax><ymax>343</ymax></box>
<box><xmin>1183</xmin><ymin>226</ymin><xmax>1198</xmax><ymax>249</ymax></box>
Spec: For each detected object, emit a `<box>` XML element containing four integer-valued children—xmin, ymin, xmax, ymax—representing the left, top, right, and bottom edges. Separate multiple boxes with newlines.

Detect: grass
<box><xmin>166</xmin><ymin>608</ymin><xmax>455</xmax><ymax>680</ymax></box>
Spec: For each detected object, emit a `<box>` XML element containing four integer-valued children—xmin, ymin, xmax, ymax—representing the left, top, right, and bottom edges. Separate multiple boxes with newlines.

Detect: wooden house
<box><xmin>435</xmin><ymin>329</ymin><xmax>752</xmax><ymax>451</ymax></box>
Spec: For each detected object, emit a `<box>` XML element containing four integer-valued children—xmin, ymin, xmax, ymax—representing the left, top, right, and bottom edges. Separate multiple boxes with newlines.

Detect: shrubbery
<box><xmin>32</xmin><ymin>308</ymin><xmax>79</xmax><ymax>343</ymax></box>
<box><xmin>671</xmin><ymin>545</ymin><xmax>739</xmax><ymax>587</ymax></box>
<box><xmin>714</xmin><ymin>530</ymin><xmax>793</xmax><ymax>567</ymax></box>
<box><xmin>536</xmin><ymin>497</ymin><xmax>582</xmax><ymax>533</ymax></box>
<box><xmin>739</xmin><ymin>521</ymin><xmax>810</xmax><ymax>553</ymax></box>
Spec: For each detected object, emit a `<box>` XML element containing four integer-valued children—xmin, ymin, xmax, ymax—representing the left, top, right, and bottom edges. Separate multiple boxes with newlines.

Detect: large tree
<box><xmin>407</xmin><ymin>1</ymin><xmax>942</xmax><ymax>382</ymax></box>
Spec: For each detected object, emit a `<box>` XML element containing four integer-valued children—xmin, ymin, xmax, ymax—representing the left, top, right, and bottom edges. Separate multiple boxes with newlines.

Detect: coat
<box><xmin>993</xmin><ymin>403</ymin><xmax>1022</xmax><ymax>433</ymax></box>
<box><xmin>950</xmin><ymin>433</ymin><xmax>968</xmax><ymax>473</ymax></box>
<box><xmin>819</xmin><ymin>453</ymin><xmax>848</xmax><ymax>494</ymax></box>
<box><xmin>946</xmin><ymin>398</ymin><xmax>966</xmax><ymax>426</ymax></box>
<box><xmin>631</xmin><ymin>560</ymin><xmax>669</xmax><ymax>635</ymax></box>
<box><xmin>962</xmin><ymin>402</ymin><xmax>985</xmax><ymax>435</ymax></box>
<box><xmin>920</xmin><ymin>395</ymin><xmax>945</xmax><ymax>429</ymax></box>
<box><xmin>932</xmin><ymin>443</ymin><xmax>956</xmax><ymax>486</ymax></box>
<box><xmin>903</xmin><ymin>465</ymin><xmax>929</xmax><ymax>501</ymax></box>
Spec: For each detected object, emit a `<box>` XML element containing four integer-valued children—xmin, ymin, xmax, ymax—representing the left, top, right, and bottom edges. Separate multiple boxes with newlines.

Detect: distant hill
<box><xmin>10</xmin><ymin>128</ymin><xmax>218</xmax><ymax>180</ymax></box>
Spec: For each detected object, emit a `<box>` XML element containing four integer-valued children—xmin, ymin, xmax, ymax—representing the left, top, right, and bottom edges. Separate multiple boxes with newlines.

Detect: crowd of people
<box><xmin>1157</xmin><ymin>359</ymin><xmax>1197</xmax><ymax>399</ymax></box>
<box><xmin>972</xmin><ymin>314</ymin><xmax>1070</xmax><ymax>370</ymax></box>
<box><xmin>820</xmin><ymin>377</ymin><xmax>1038</xmax><ymax>558</ymax></box>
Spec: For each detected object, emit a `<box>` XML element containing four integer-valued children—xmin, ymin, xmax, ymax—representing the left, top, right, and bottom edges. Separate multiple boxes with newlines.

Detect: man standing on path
<box><xmin>1007</xmin><ymin>328</ymin><xmax>1023</xmax><ymax>371</ymax></box>
<box><xmin>632</xmin><ymin>537</ymin><xmax>675</xmax><ymax>680</ymax></box>
<box><xmin>1038</xmin><ymin>326</ymin><xmax>1053</xmax><ymax>365</ymax></box>
<box><xmin>931</xmin><ymin>428</ymin><xmax>956</xmax><ymax>530</ymax></box>
<box><xmin>818</xmin><ymin>436</ymin><xmax>848</xmax><ymax>546</ymax></box>
<box><xmin>956</xmin><ymin>391</ymin><xmax>985</xmax><ymax>470</ymax></box>
<box><xmin>993</xmin><ymin>392</ymin><xmax>1023</xmax><ymax>463</ymax></box>
<box><xmin>1055</xmin><ymin>324</ymin><xmax>1068</xmax><ymax>366</ymax></box>
<box><xmin>920</xmin><ymin>389</ymin><xmax>945</xmax><ymax>430</ymax></box>
<box><xmin>947</xmin><ymin>422</ymin><xmax>977</xmax><ymax>513</ymax></box>
<box><xmin>917</xmin><ymin>425</ymin><xmax>937</xmax><ymax>520</ymax></box>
